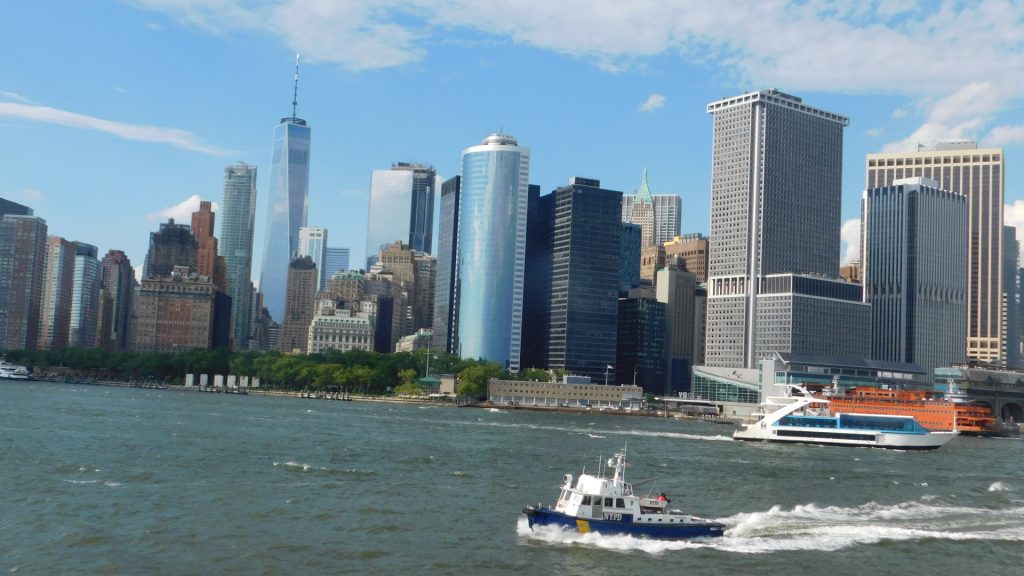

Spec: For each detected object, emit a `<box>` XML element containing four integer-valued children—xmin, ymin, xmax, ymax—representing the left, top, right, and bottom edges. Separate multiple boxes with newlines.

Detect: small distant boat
<box><xmin>0</xmin><ymin>359</ymin><xmax>31</xmax><ymax>380</ymax></box>
<box><xmin>734</xmin><ymin>385</ymin><xmax>956</xmax><ymax>450</ymax></box>
<box><xmin>522</xmin><ymin>446</ymin><xmax>725</xmax><ymax>540</ymax></box>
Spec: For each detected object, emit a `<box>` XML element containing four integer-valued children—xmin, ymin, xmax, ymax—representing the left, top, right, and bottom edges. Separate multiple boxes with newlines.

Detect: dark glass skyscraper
<box><xmin>260</xmin><ymin>58</ymin><xmax>310</xmax><ymax>323</ymax></box>
<box><xmin>433</xmin><ymin>176</ymin><xmax>460</xmax><ymax>355</ymax></box>
<box><xmin>522</xmin><ymin>178</ymin><xmax>621</xmax><ymax>381</ymax></box>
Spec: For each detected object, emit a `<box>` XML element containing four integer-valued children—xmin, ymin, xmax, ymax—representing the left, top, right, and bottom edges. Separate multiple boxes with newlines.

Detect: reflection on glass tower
<box><xmin>260</xmin><ymin>55</ymin><xmax>310</xmax><ymax>323</ymax></box>
<box><xmin>456</xmin><ymin>133</ymin><xmax>530</xmax><ymax>372</ymax></box>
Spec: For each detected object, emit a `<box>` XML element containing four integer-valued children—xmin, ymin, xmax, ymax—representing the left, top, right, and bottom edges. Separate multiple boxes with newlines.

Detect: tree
<box><xmin>457</xmin><ymin>362</ymin><xmax>503</xmax><ymax>399</ymax></box>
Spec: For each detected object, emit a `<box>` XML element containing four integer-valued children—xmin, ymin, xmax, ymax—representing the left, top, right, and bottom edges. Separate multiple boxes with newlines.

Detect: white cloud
<box><xmin>1006</xmin><ymin>200</ymin><xmax>1024</xmax><ymax>265</ymax></box>
<box><xmin>0</xmin><ymin>90</ymin><xmax>33</xmax><ymax>103</ymax></box>
<box><xmin>20</xmin><ymin>188</ymin><xmax>44</xmax><ymax>202</ymax></box>
<box><xmin>638</xmin><ymin>94</ymin><xmax>666</xmax><ymax>113</ymax></box>
<box><xmin>840</xmin><ymin>218</ymin><xmax>860</xmax><ymax>265</ymax></box>
<box><xmin>146</xmin><ymin>194</ymin><xmax>219</xmax><ymax>223</ymax></box>
<box><xmin>866</xmin><ymin>128</ymin><xmax>884</xmax><ymax>137</ymax></box>
<box><xmin>126</xmin><ymin>1</ymin><xmax>1024</xmax><ymax>146</ymax></box>
<box><xmin>984</xmin><ymin>125</ymin><xmax>1024</xmax><ymax>147</ymax></box>
<box><xmin>0</xmin><ymin>101</ymin><xmax>236</xmax><ymax>156</ymax></box>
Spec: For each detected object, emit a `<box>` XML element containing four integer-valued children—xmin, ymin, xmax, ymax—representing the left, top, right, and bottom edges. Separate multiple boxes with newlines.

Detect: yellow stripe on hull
<box><xmin>576</xmin><ymin>519</ymin><xmax>590</xmax><ymax>533</ymax></box>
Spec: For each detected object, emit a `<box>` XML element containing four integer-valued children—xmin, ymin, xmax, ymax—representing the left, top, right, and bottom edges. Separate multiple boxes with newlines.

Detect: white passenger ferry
<box><xmin>734</xmin><ymin>385</ymin><xmax>956</xmax><ymax>450</ymax></box>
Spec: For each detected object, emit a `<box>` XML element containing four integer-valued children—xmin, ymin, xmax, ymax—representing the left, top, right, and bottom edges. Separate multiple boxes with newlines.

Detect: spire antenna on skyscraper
<box><xmin>292</xmin><ymin>53</ymin><xmax>300</xmax><ymax>119</ymax></box>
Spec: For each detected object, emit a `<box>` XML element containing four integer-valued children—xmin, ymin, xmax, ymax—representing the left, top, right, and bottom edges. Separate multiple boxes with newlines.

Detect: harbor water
<box><xmin>2</xmin><ymin>381</ymin><xmax>1022</xmax><ymax>575</ymax></box>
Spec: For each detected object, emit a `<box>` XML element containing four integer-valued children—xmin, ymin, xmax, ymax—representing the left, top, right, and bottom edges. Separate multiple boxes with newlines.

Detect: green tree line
<box><xmin>0</xmin><ymin>347</ymin><xmax>553</xmax><ymax>398</ymax></box>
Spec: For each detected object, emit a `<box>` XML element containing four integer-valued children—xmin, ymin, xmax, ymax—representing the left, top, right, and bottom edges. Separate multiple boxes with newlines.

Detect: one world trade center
<box><xmin>260</xmin><ymin>55</ymin><xmax>310</xmax><ymax>323</ymax></box>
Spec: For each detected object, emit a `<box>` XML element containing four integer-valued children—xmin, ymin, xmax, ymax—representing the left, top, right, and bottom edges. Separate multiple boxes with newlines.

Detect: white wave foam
<box><xmin>274</xmin><ymin>461</ymin><xmax>328</xmax><ymax>472</ymax></box>
<box><xmin>63</xmin><ymin>479</ymin><xmax>99</xmax><ymax>485</ymax></box>
<box><xmin>517</xmin><ymin>499</ymin><xmax>1024</xmax><ymax>556</ymax></box>
<box><xmin>487</xmin><ymin>408</ymin><xmax>503</xmax><ymax>413</ymax></box>
<box><xmin>989</xmin><ymin>482</ymin><xmax>1011</xmax><ymax>492</ymax></box>
<box><xmin>104</xmin><ymin>481</ymin><xmax>123</xmax><ymax>488</ymax></box>
<box><xmin>587</xmin><ymin>434</ymin><xmax>606</xmax><ymax>438</ymax></box>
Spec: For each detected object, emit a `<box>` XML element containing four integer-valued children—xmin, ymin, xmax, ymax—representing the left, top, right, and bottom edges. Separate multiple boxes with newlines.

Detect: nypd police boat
<box><xmin>522</xmin><ymin>446</ymin><xmax>725</xmax><ymax>540</ymax></box>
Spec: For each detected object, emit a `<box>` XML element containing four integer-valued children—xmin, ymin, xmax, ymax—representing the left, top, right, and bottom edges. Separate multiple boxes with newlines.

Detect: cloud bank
<box><xmin>0</xmin><ymin>101</ymin><xmax>236</xmax><ymax>156</ymax></box>
<box><xmin>128</xmin><ymin>1</ymin><xmax>1024</xmax><ymax>152</ymax></box>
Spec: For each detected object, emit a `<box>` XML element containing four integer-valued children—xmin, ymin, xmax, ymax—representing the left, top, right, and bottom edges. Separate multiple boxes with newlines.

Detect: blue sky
<box><xmin>2</xmin><ymin>0</ymin><xmax>1023</xmax><ymax>281</ymax></box>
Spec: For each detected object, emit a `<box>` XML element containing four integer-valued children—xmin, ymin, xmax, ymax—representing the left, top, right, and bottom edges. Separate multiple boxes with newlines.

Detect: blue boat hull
<box><xmin>522</xmin><ymin>506</ymin><xmax>725</xmax><ymax>540</ymax></box>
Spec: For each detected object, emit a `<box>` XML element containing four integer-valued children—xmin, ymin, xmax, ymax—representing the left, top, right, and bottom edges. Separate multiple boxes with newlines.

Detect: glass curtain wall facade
<box><xmin>221</xmin><ymin>162</ymin><xmax>258</xmax><ymax>350</ymax></box>
<box><xmin>298</xmin><ymin>226</ymin><xmax>327</xmax><ymax>290</ymax></box>
<box><xmin>69</xmin><ymin>243</ymin><xmax>101</xmax><ymax>348</ymax></box>
<box><xmin>260</xmin><ymin>118</ymin><xmax>310</xmax><ymax>323</ymax></box>
<box><xmin>523</xmin><ymin>179</ymin><xmax>621</xmax><ymax>381</ymax></box>
<box><xmin>866</xmin><ymin>144</ymin><xmax>1004</xmax><ymax>366</ymax></box>
<box><xmin>705</xmin><ymin>89</ymin><xmax>848</xmax><ymax>368</ymax></box>
<box><xmin>863</xmin><ymin>179</ymin><xmax>968</xmax><ymax>375</ymax></box>
<box><xmin>456</xmin><ymin>134</ymin><xmax>530</xmax><ymax>371</ymax></box>
<box><xmin>365</xmin><ymin>163</ymin><xmax>437</xmax><ymax>269</ymax></box>
<box><xmin>323</xmin><ymin>247</ymin><xmax>349</xmax><ymax>279</ymax></box>
<box><xmin>433</xmin><ymin>176</ymin><xmax>460</xmax><ymax>355</ymax></box>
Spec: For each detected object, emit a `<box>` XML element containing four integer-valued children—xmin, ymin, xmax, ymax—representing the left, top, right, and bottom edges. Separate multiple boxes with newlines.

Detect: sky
<box><xmin>2</xmin><ymin>0</ymin><xmax>1023</xmax><ymax>283</ymax></box>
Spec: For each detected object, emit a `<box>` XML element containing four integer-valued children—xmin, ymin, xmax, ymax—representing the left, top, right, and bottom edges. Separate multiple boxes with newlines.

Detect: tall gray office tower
<box><xmin>221</xmin><ymin>162</ymin><xmax>258</xmax><ymax>350</ymax></box>
<box><xmin>1003</xmin><ymin>226</ymin><xmax>1020</xmax><ymax>369</ymax></box>
<box><xmin>260</xmin><ymin>55</ymin><xmax>311</xmax><ymax>323</ymax></box>
<box><xmin>863</xmin><ymin>177</ymin><xmax>967</xmax><ymax>375</ymax></box>
<box><xmin>867</xmin><ymin>142</ymin><xmax>1005</xmax><ymax>366</ymax></box>
<box><xmin>456</xmin><ymin>134</ymin><xmax>530</xmax><ymax>371</ymax></box>
<box><xmin>365</xmin><ymin>162</ymin><xmax>438</xmax><ymax>268</ymax></box>
<box><xmin>433</xmin><ymin>176</ymin><xmax>460</xmax><ymax>355</ymax></box>
<box><xmin>705</xmin><ymin>89</ymin><xmax>849</xmax><ymax>368</ymax></box>
<box><xmin>69</xmin><ymin>242</ymin><xmax>101</xmax><ymax>348</ymax></box>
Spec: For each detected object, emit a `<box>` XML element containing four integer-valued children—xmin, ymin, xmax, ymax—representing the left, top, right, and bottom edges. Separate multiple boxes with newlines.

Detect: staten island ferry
<box><xmin>820</xmin><ymin>384</ymin><xmax>999</xmax><ymax>436</ymax></box>
<box><xmin>734</xmin><ymin>385</ymin><xmax>956</xmax><ymax>450</ymax></box>
<box><xmin>522</xmin><ymin>447</ymin><xmax>725</xmax><ymax>540</ymax></box>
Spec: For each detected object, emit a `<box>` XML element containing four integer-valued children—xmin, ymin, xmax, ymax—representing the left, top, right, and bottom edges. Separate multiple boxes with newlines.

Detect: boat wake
<box><xmin>517</xmin><ymin>496</ymin><xmax>1024</xmax><ymax>554</ymax></box>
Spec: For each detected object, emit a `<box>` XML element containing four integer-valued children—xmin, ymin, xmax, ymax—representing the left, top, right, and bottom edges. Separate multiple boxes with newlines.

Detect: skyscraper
<box><xmin>522</xmin><ymin>177</ymin><xmax>621</xmax><ymax>381</ymax></box>
<box><xmin>862</xmin><ymin>177</ymin><xmax>967</xmax><ymax>375</ymax></box>
<box><xmin>144</xmin><ymin>219</ymin><xmax>198</xmax><ymax>279</ymax></box>
<box><xmin>278</xmin><ymin>256</ymin><xmax>318</xmax><ymax>353</ymax></box>
<box><xmin>365</xmin><ymin>162</ymin><xmax>438</xmax><ymax>268</ymax></box>
<box><xmin>38</xmin><ymin>236</ymin><xmax>76</xmax><ymax>351</ymax></box>
<box><xmin>0</xmin><ymin>211</ymin><xmax>47</xmax><ymax>351</ymax></box>
<box><xmin>69</xmin><ymin>242</ymin><xmax>101</xmax><ymax>348</ymax></box>
<box><xmin>192</xmin><ymin>200</ymin><xmax>226</xmax><ymax>289</ymax></box>
<box><xmin>260</xmin><ymin>56</ymin><xmax>311</xmax><ymax>323</ymax></box>
<box><xmin>866</xmin><ymin>142</ymin><xmax>1005</xmax><ymax>366</ymax></box>
<box><xmin>623</xmin><ymin>168</ymin><xmax>656</xmax><ymax>247</ymax></box>
<box><xmin>134</xmin><ymin>266</ymin><xmax>218</xmax><ymax>353</ymax></box>
<box><xmin>456</xmin><ymin>133</ymin><xmax>530</xmax><ymax>371</ymax></box>
<box><xmin>323</xmin><ymin>247</ymin><xmax>349</xmax><ymax>280</ymax></box>
<box><xmin>705</xmin><ymin>89</ymin><xmax>849</xmax><ymax>368</ymax></box>
<box><xmin>298</xmin><ymin>226</ymin><xmax>327</xmax><ymax>290</ymax></box>
<box><xmin>98</xmin><ymin>249</ymin><xmax>134</xmax><ymax>351</ymax></box>
<box><xmin>621</xmin><ymin>170</ymin><xmax>682</xmax><ymax>246</ymax></box>
<box><xmin>220</xmin><ymin>162</ymin><xmax>258</xmax><ymax>351</ymax></box>
<box><xmin>1003</xmin><ymin>226</ymin><xmax>1020</xmax><ymax>369</ymax></box>
<box><xmin>433</xmin><ymin>176</ymin><xmax>460</xmax><ymax>355</ymax></box>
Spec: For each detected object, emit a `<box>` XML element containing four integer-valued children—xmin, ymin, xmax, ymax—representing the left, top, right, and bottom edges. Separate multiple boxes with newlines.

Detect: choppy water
<box><xmin>1</xmin><ymin>381</ymin><xmax>1022</xmax><ymax>575</ymax></box>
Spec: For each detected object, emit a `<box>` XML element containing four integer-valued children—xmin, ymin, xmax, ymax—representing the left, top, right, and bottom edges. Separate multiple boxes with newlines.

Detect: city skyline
<box><xmin>2</xmin><ymin>1</ymin><xmax>1024</xmax><ymax>284</ymax></box>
